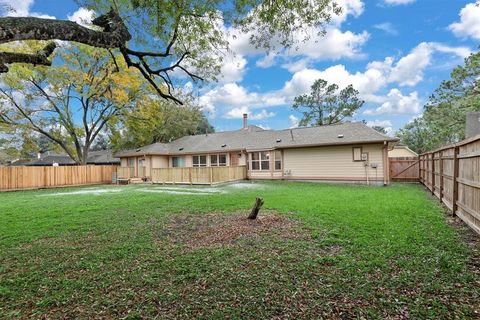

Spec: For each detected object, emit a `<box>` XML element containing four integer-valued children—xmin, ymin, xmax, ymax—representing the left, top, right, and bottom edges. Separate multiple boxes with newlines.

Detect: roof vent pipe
<box><xmin>338</xmin><ymin>134</ymin><xmax>344</xmax><ymax>138</ymax></box>
<box><xmin>243</xmin><ymin>113</ymin><xmax>248</xmax><ymax>129</ymax></box>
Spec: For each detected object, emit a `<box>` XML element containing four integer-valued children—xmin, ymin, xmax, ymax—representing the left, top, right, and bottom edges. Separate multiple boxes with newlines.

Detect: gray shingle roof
<box><xmin>114</xmin><ymin>122</ymin><xmax>398</xmax><ymax>157</ymax></box>
<box><xmin>26</xmin><ymin>150</ymin><xmax>120</xmax><ymax>166</ymax></box>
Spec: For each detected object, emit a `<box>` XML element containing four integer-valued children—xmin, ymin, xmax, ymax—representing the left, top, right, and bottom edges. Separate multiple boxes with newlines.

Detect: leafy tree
<box><xmin>396</xmin><ymin>118</ymin><xmax>435</xmax><ymax>154</ymax></box>
<box><xmin>396</xmin><ymin>48</ymin><xmax>480</xmax><ymax>152</ymax></box>
<box><xmin>371</xmin><ymin>126</ymin><xmax>388</xmax><ymax>134</ymax></box>
<box><xmin>292</xmin><ymin>79</ymin><xmax>364</xmax><ymax>126</ymax></box>
<box><xmin>423</xmin><ymin>49</ymin><xmax>480</xmax><ymax>144</ymax></box>
<box><xmin>0</xmin><ymin>44</ymin><xmax>144</xmax><ymax>164</ymax></box>
<box><xmin>0</xmin><ymin>1</ymin><xmax>341</xmax><ymax>103</ymax></box>
<box><xmin>112</xmin><ymin>94</ymin><xmax>214</xmax><ymax>150</ymax></box>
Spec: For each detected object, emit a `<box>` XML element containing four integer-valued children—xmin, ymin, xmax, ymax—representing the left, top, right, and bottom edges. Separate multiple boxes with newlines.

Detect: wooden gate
<box><xmin>389</xmin><ymin>157</ymin><xmax>419</xmax><ymax>181</ymax></box>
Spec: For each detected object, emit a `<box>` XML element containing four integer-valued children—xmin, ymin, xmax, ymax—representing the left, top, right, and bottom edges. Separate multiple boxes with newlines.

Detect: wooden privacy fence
<box><xmin>0</xmin><ymin>165</ymin><xmax>117</xmax><ymax>191</ymax></box>
<box><xmin>389</xmin><ymin>157</ymin><xmax>419</xmax><ymax>181</ymax></box>
<box><xmin>420</xmin><ymin>135</ymin><xmax>480</xmax><ymax>235</ymax></box>
<box><xmin>151</xmin><ymin>166</ymin><xmax>247</xmax><ymax>185</ymax></box>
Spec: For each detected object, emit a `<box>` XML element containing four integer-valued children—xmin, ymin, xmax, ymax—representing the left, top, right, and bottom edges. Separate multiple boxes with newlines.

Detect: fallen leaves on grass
<box><xmin>156</xmin><ymin>211</ymin><xmax>309</xmax><ymax>250</ymax></box>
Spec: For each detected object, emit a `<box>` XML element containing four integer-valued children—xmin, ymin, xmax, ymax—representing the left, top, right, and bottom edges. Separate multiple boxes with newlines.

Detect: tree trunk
<box><xmin>248</xmin><ymin>197</ymin><xmax>264</xmax><ymax>220</ymax></box>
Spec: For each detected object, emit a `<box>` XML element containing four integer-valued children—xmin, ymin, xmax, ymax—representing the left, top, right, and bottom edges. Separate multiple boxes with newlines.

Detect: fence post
<box><xmin>418</xmin><ymin>156</ymin><xmax>421</xmax><ymax>183</ymax></box>
<box><xmin>452</xmin><ymin>146</ymin><xmax>459</xmax><ymax>216</ymax></box>
<box><xmin>189</xmin><ymin>167</ymin><xmax>192</xmax><ymax>185</ymax></box>
<box><xmin>209</xmin><ymin>167</ymin><xmax>213</xmax><ymax>185</ymax></box>
<box><xmin>439</xmin><ymin>151</ymin><xmax>443</xmax><ymax>204</ymax></box>
<box><xmin>431</xmin><ymin>153</ymin><xmax>435</xmax><ymax>196</ymax></box>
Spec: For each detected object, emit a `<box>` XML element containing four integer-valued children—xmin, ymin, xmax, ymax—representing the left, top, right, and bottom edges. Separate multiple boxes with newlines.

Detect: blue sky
<box><xmin>1</xmin><ymin>0</ymin><xmax>479</xmax><ymax>134</ymax></box>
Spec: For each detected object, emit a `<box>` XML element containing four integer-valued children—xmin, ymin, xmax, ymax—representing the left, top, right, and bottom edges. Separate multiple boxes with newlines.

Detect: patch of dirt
<box><xmin>156</xmin><ymin>210</ymin><xmax>309</xmax><ymax>250</ymax></box>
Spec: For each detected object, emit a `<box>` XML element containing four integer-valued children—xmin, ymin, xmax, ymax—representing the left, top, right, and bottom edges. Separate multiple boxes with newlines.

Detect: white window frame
<box><xmin>250</xmin><ymin>151</ymin><xmax>270</xmax><ymax>171</ymax></box>
<box><xmin>274</xmin><ymin>150</ymin><xmax>282</xmax><ymax>171</ymax></box>
<box><xmin>193</xmin><ymin>155</ymin><xmax>207</xmax><ymax>167</ymax></box>
<box><xmin>210</xmin><ymin>154</ymin><xmax>227</xmax><ymax>167</ymax></box>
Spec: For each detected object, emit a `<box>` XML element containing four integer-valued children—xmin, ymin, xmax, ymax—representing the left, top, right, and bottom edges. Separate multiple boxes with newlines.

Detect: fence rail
<box><xmin>420</xmin><ymin>135</ymin><xmax>480</xmax><ymax>235</ymax></box>
<box><xmin>0</xmin><ymin>165</ymin><xmax>117</xmax><ymax>191</ymax></box>
<box><xmin>151</xmin><ymin>166</ymin><xmax>247</xmax><ymax>185</ymax></box>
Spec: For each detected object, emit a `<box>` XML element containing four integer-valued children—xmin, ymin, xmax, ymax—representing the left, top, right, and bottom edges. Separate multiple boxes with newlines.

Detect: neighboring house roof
<box><xmin>115</xmin><ymin>122</ymin><xmax>399</xmax><ymax>157</ymax></box>
<box><xmin>388</xmin><ymin>145</ymin><xmax>418</xmax><ymax>157</ymax></box>
<box><xmin>26</xmin><ymin>150</ymin><xmax>120</xmax><ymax>166</ymax></box>
<box><xmin>8</xmin><ymin>159</ymin><xmax>33</xmax><ymax>166</ymax></box>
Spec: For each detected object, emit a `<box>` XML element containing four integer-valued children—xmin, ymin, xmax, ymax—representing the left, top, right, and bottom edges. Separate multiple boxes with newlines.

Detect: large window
<box><xmin>250</xmin><ymin>151</ymin><xmax>270</xmax><ymax>170</ymax></box>
<box><xmin>274</xmin><ymin>150</ymin><xmax>282</xmax><ymax>171</ymax></box>
<box><xmin>127</xmin><ymin>158</ymin><xmax>135</xmax><ymax>167</ymax></box>
<box><xmin>210</xmin><ymin>154</ymin><xmax>227</xmax><ymax>166</ymax></box>
<box><xmin>172</xmin><ymin>156</ymin><xmax>185</xmax><ymax>168</ymax></box>
<box><xmin>193</xmin><ymin>155</ymin><xmax>207</xmax><ymax>167</ymax></box>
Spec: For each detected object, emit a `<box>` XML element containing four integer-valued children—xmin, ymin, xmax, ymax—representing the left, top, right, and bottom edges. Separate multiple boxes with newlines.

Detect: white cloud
<box><xmin>289</xmin><ymin>115</ymin><xmax>300</xmax><ymax>128</ymax></box>
<box><xmin>382</xmin><ymin>0</ymin><xmax>416</xmax><ymax>5</ymax></box>
<box><xmin>388</xmin><ymin>42</ymin><xmax>471</xmax><ymax>86</ymax></box>
<box><xmin>199</xmin><ymin>82</ymin><xmax>286</xmax><ymax>116</ymax></box>
<box><xmin>373</xmin><ymin>22</ymin><xmax>398</xmax><ymax>35</ymax></box>
<box><xmin>223</xmin><ymin>106</ymin><xmax>249</xmax><ymax>119</ymax></box>
<box><xmin>255</xmin><ymin>53</ymin><xmax>276</xmax><ymax>68</ymax></box>
<box><xmin>250</xmin><ymin>109</ymin><xmax>276</xmax><ymax>120</ymax></box>
<box><xmin>366</xmin><ymin>120</ymin><xmax>393</xmax><ymax>134</ymax></box>
<box><xmin>200</xmin><ymin>40</ymin><xmax>470</xmax><ymax>119</ymax></box>
<box><xmin>282</xmin><ymin>64</ymin><xmax>387</xmax><ymax>102</ymax></box>
<box><xmin>449</xmin><ymin>1</ymin><xmax>480</xmax><ymax>40</ymax></box>
<box><xmin>388</xmin><ymin>42</ymin><xmax>432</xmax><ymax>86</ymax></box>
<box><xmin>332</xmin><ymin>0</ymin><xmax>365</xmax><ymax>25</ymax></box>
<box><xmin>226</xmin><ymin>0</ymin><xmax>368</xmax><ymax>70</ymax></box>
<box><xmin>284</xmin><ymin>28</ymin><xmax>369</xmax><ymax>62</ymax></box>
<box><xmin>218</xmin><ymin>54</ymin><xmax>248</xmax><ymax>83</ymax></box>
<box><xmin>222</xmin><ymin>106</ymin><xmax>276</xmax><ymax>120</ymax></box>
<box><xmin>363</xmin><ymin>89</ymin><xmax>421</xmax><ymax>115</ymax></box>
<box><xmin>0</xmin><ymin>0</ymin><xmax>55</xmax><ymax>18</ymax></box>
<box><xmin>67</xmin><ymin>7</ymin><xmax>95</xmax><ymax>28</ymax></box>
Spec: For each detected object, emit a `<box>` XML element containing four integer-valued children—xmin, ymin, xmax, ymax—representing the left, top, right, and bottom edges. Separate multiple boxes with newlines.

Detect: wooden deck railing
<box><xmin>419</xmin><ymin>134</ymin><xmax>480</xmax><ymax>235</ymax></box>
<box><xmin>117</xmin><ymin>166</ymin><xmax>135</xmax><ymax>179</ymax></box>
<box><xmin>151</xmin><ymin>166</ymin><xmax>247</xmax><ymax>185</ymax></box>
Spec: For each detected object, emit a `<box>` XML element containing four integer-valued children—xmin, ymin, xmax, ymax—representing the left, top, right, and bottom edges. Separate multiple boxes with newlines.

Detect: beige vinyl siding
<box><xmin>249</xmin><ymin>171</ymin><xmax>282</xmax><ymax>179</ymax></box>
<box><xmin>238</xmin><ymin>153</ymin><xmax>247</xmax><ymax>166</ymax></box>
<box><xmin>283</xmin><ymin>144</ymin><xmax>385</xmax><ymax>181</ymax></box>
<box><xmin>151</xmin><ymin>155</ymin><xmax>169</xmax><ymax>168</ymax></box>
<box><xmin>121</xmin><ymin>158</ymin><xmax>128</xmax><ymax>167</ymax></box>
<box><xmin>388</xmin><ymin>147</ymin><xmax>418</xmax><ymax>158</ymax></box>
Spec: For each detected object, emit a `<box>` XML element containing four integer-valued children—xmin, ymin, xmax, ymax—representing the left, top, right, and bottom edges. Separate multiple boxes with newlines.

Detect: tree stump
<box><xmin>248</xmin><ymin>197</ymin><xmax>264</xmax><ymax>219</ymax></box>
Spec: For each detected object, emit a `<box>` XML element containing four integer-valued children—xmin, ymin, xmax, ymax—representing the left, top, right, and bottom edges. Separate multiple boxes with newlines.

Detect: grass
<box><xmin>0</xmin><ymin>181</ymin><xmax>478</xmax><ymax>319</ymax></box>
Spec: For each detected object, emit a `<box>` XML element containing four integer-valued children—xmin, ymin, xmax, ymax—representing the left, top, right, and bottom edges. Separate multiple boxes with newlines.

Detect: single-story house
<box><xmin>115</xmin><ymin>116</ymin><xmax>399</xmax><ymax>185</ymax></box>
<box><xmin>388</xmin><ymin>144</ymin><xmax>418</xmax><ymax>158</ymax></box>
<box><xmin>25</xmin><ymin>150</ymin><xmax>120</xmax><ymax>166</ymax></box>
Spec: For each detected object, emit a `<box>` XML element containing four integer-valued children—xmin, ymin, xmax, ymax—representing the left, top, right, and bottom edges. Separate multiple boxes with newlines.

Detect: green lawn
<box><xmin>0</xmin><ymin>182</ymin><xmax>478</xmax><ymax>319</ymax></box>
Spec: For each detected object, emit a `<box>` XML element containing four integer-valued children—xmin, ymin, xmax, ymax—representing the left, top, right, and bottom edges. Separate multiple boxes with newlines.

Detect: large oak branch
<box><xmin>0</xmin><ymin>10</ymin><xmax>131</xmax><ymax>47</ymax></box>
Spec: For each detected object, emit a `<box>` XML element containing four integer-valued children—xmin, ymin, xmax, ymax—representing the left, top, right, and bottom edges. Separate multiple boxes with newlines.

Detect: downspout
<box><xmin>244</xmin><ymin>150</ymin><xmax>250</xmax><ymax>180</ymax></box>
<box><xmin>365</xmin><ymin>161</ymin><xmax>370</xmax><ymax>186</ymax></box>
<box><xmin>383</xmin><ymin>141</ymin><xmax>389</xmax><ymax>186</ymax></box>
